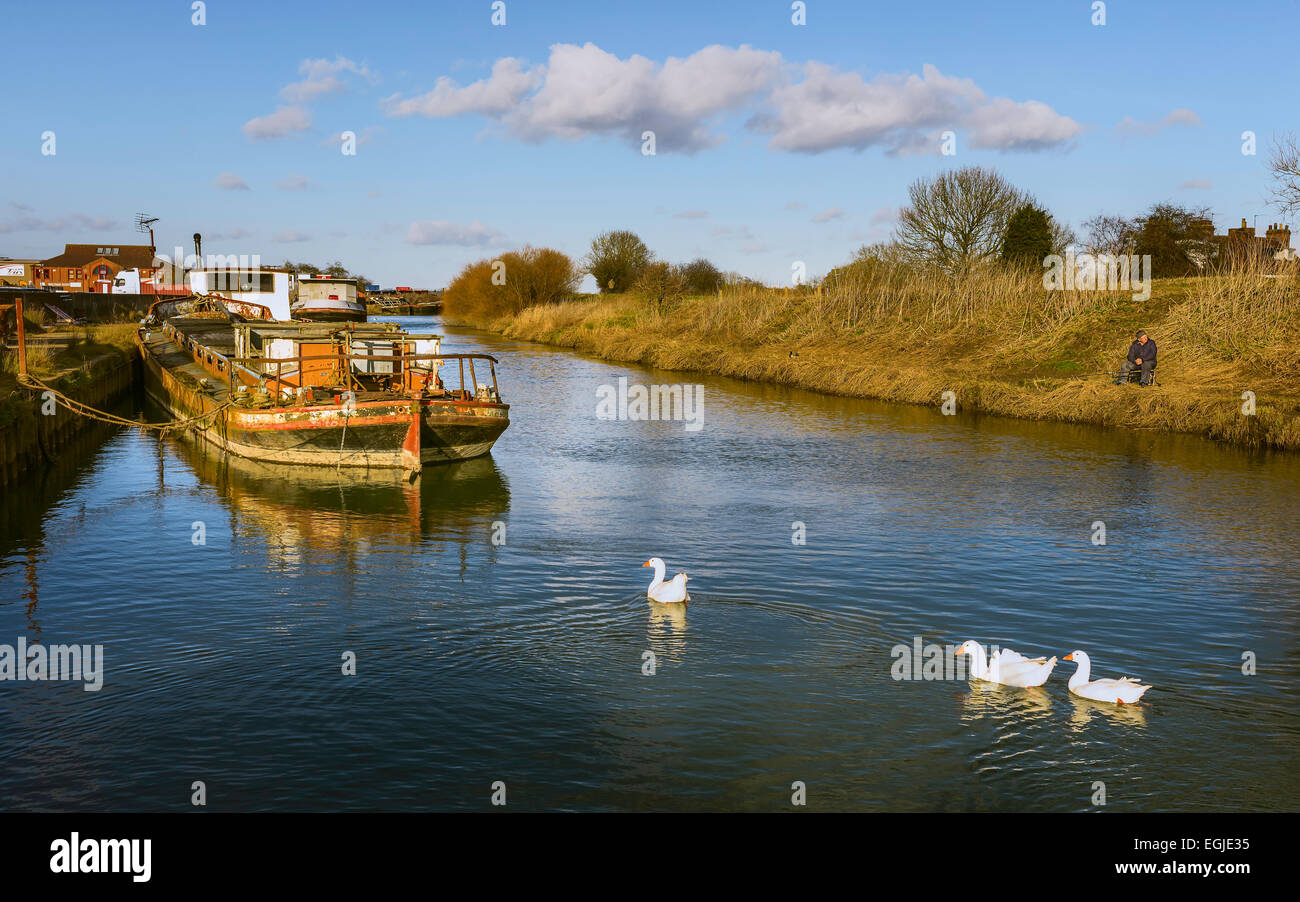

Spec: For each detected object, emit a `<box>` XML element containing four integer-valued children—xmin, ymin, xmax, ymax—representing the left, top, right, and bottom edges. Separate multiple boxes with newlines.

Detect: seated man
<box><xmin>1115</xmin><ymin>330</ymin><xmax>1157</xmax><ymax>385</ymax></box>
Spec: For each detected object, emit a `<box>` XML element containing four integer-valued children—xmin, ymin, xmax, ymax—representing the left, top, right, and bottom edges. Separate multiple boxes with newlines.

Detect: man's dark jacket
<box><xmin>1127</xmin><ymin>339</ymin><xmax>1157</xmax><ymax>364</ymax></box>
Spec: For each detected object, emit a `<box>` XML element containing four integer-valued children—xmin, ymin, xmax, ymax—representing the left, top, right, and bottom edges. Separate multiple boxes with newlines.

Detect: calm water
<box><xmin>2</xmin><ymin>317</ymin><xmax>1298</xmax><ymax>811</ymax></box>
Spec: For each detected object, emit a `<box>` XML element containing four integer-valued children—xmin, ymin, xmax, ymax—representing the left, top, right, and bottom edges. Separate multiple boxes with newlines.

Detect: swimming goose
<box><xmin>642</xmin><ymin>557</ymin><xmax>690</xmax><ymax>604</ymax></box>
<box><xmin>1063</xmin><ymin>650</ymin><xmax>1151</xmax><ymax>704</ymax></box>
<box><xmin>955</xmin><ymin>640</ymin><xmax>1057</xmax><ymax>688</ymax></box>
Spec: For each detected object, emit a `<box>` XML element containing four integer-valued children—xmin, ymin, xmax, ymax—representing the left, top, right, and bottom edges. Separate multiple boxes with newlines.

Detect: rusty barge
<box><xmin>136</xmin><ymin>296</ymin><xmax>509</xmax><ymax>474</ymax></box>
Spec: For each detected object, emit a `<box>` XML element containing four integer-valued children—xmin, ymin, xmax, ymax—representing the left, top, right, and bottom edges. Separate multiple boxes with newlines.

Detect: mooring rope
<box><xmin>15</xmin><ymin>372</ymin><xmax>231</xmax><ymax>433</ymax></box>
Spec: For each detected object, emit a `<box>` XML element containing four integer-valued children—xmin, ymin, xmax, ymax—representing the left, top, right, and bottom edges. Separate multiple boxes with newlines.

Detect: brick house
<box><xmin>35</xmin><ymin>244</ymin><xmax>159</xmax><ymax>293</ymax></box>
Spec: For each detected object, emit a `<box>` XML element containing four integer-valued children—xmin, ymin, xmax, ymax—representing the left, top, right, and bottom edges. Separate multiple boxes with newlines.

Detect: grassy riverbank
<box><xmin>0</xmin><ymin>323</ymin><xmax>138</xmax><ymax>485</ymax></box>
<box><xmin>1</xmin><ymin>323</ymin><xmax>137</xmax><ymax>420</ymax></box>
<box><xmin>449</xmin><ymin>267</ymin><xmax>1300</xmax><ymax>449</ymax></box>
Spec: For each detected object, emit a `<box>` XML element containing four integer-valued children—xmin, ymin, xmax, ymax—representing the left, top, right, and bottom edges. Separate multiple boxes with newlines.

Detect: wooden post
<box><xmin>15</xmin><ymin>294</ymin><xmax>27</xmax><ymax>377</ymax></box>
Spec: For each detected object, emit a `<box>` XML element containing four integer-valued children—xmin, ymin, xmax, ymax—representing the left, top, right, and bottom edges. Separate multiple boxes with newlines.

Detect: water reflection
<box><xmin>1067</xmin><ymin>695</ymin><xmax>1149</xmax><ymax>729</ymax></box>
<box><xmin>646</xmin><ymin>599</ymin><xmax>689</xmax><ymax>662</ymax></box>
<box><xmin>960</xmin><ymin>681</ymin><xmax>1055</xmax><ymax>721</ymax></box>
<box><xmin>1</xmin><ymin>318</ymin><xmax>1297</xmax><ymax>811</ymax></box>
<box><xmin>170</xmin><ymin>433</ymin><xmax>511</xmax><ymax>574</ymax></box>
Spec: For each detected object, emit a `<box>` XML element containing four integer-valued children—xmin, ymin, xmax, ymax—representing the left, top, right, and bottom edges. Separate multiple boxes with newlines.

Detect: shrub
<box><xmin>586</xmin><ymin>230</ymin><xmax>651</xmax><ymax>293</ymax></box>
<box><xmin>677</xmin><ymin>258</ymin><xmax>722</xmax><ymax>294</ymax></box>
<box><xmin>442</xmin><ymin>246</ymin><xmax>581</xmax><ymax>323</ymax></box>
<box><xmin>635</xmin><ymin>261</ymin><xmax>685</xmax><ymax>302</ymax></box>
<box><xmin>1000</xmin><ymin>205</ymin><xmax>1054</xmax><ymax>267</ymax></box>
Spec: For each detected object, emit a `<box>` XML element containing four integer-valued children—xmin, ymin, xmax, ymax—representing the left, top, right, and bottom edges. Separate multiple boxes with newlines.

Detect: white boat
<box><xmin>292</xmin><ymin>276</ymin><xmax>367</xmax><ymax>322</ymax></box>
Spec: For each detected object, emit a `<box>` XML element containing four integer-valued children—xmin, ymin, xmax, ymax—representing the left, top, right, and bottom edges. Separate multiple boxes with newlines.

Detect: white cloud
<box><xmin>869</xmin><ymin>206</ymin><xmax>898</xmax><ymax>225</ymax></box>
<box><xmin>712</xmin><ymin>225</ymin><xmax>755</xmax><ymax>240</ymax></box>
<box><xmin>674</xmin><ymin>210</ymin><xmax>710</xmax><ymax>219</ymax></box>
<box><xmin>281</xmin><ymin>56</ymin><xmax>375</xmax><ymax>102</ymax></box>
<box><xmin>811</xmin><ymin>207</ymin><xmax>844</xmax><ymax>223</ymax></box>
<box><xmin>384</xmin><ymin>57</ymin><xmax>541</xmax><ymax>117</ymax></box>
<box><xmin>243</xmin><ymin>106</ymin><xmax>312</xmax><ymax>141</ymax></box>
<box><xmin>405</xmin><ymin>220</ymin><xmax>505</xmax><ymax>247</ymax></box>
<box><xmin>1115</xmin><ymin>107</ymin><xmax>1201</xmax><ymax>137</ymax></box>
<box><xmin>274</xmin><ymin>230</ymin><xmax>312</xmax><ymax>243</ymax></box>
<box><xmin>276</xmin><ymin>174</ymin><xmax>313</xmax><ymax>191</ymax></box>
<box><xmin>965</xmin><ymin>98</ymin><xmax>1084</xmax><ymax>151</ymax></box>
<box><xmin>207</xmin><ymin>227</ymin><xmax>253</xmax><ymax>240</ymax></box>
<box><xmin>383</xmin><ymin>46</ymin><xmax>1082</xmax><ymax>156</ymax></box>
<box><xmin>1180</xmin><ymin>178</ymin><xmax>1213</xmax><ymax>189</ymax></box>
<box><xmin>757</xmin><ymin>62</ymin><xmax>1081</xmax><ymax>154</ymax></box>
<box><xmin>738</xmin><ymin>241</ymin><xmax>769</xmax><ymax>254</ymax></box>
<box><xmin>214</xmin><ymin>172</ymin><xmax>250</xmax><ymax>190</ymax></box>
<box><xmin>385</xmin><ymin>43</ymin><xmax>781</xmax><ymax>152</ymax></box>
<box><xmin>0</xmin><ymin>212</ymin><xmax>117</xmax><ymax>233</ymax></box>
<box><xmin>513</xmin><ymin>43</ymin><xmax>781</xmax><ymax>150</ymax></box>
<box><xmin>783</xmin><ymin>201</ymin><xmax>806</xmax><ymax>211</ymax></box>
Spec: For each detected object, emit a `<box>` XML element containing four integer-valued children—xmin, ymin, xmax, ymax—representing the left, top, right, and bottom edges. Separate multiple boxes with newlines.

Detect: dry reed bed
<box><xmin>457</xmin><ymin>268</ymin><xmax>1300</xmax><ymax>450</ymax></box>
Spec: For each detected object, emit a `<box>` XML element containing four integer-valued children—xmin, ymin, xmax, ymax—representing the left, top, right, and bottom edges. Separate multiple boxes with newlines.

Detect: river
<box><xmin>1</xmin><ymin>316</ymin><xmax>1297</xmax><ymax>811</ymax></box>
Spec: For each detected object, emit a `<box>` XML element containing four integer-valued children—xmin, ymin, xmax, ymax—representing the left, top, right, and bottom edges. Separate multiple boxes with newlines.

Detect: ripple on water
<box><xmin>0</xmin><ymin>321</ymin><xmax>1298</xmax><ymax>810</ymax></box>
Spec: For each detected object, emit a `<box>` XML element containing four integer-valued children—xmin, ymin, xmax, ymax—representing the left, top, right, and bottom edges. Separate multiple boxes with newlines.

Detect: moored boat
<box><xmin>136</xmin><ymin>296</ymin><xmax>509</xmax><ymax>474</ymax></box>
<box><xmin>293</xmin><ymin>276</ymin><xmax>368</xmax><ymax>323</ymax></box>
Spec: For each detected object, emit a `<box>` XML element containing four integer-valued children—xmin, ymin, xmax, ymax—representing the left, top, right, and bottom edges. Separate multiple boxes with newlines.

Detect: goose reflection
<box><xmin>1068</xmin><ymin>694</ymin><xmax>1149</xmax><ymax>729</ymax></box>
<box><xmin>646</xmin><ymin>599</ymin><xmax>689</xmax><ymax>663</ymax></box>
<box><xmin>960</xmin><ymin>680</ymin><xmax>1054</xmax><ymax>722</ymax></box>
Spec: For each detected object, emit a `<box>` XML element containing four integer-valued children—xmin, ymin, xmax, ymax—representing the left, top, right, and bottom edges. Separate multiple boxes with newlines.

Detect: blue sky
<box><xmin>1</xmin><ymin>0</ymin><xmax>1296</xmax><ymax>287</ymax></box>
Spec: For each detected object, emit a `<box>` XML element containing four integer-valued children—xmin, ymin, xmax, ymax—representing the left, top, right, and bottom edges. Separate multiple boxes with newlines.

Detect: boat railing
<box><xmin>156</xmin><ymin>319</ymin><xmax>500</xmax><ymax>404</ymax></box>
<box><xmin>160</xmin><ymin>320</ymin><xmax>266</xmax><ymax>390</ymax></box>
<box><xmin>226</xmin><ymin>351</ymin><xmax>501</xmax><ymax>404</ymax></box>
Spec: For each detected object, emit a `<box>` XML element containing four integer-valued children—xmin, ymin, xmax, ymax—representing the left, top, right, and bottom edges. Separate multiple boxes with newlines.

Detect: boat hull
<box><xmin>137</xmin><ymin>330</ymin><xmax>508</xmax><ymax>470</ymax></box>
<box><xmin>290</xmin><ymin>303</ymin><xmax>367</xmax><ymax>323</ymax></box>
<box><xmin>420</xmin><ymin>402</ymin><xmax>510</xmax><ymax>463</ymax></box>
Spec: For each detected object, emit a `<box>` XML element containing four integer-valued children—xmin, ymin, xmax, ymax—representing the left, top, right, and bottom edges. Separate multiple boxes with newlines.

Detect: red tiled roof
<box><xmin>42</xmin><ymin>244</ymin><xmax>157</xmax><ymax>269</ymax></box>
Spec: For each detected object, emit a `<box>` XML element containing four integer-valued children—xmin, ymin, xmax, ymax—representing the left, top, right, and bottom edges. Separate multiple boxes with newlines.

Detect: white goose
<box><xmin>642</xmin><ymin>557</ymin><xmax>690</xmax><ymax>604</ymax></box>
<box><xmin>955</xmin><ymin>640</ymin><xmax>1057</xmax><ymax>688</ymax></box>
<box><xmin>1063</xmin><ymin>650</ymin><xmax>1151</xmax><ymax>705</ymax></box>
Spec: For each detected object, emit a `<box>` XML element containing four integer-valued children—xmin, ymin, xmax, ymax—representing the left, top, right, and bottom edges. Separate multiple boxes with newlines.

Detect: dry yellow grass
<box><xmin>449</xmin><ymin>264</ymin><xmax>1300</xmax><ymax>450</ymax></box>
<box><xmin>1</xmin><ymin>323</ymin><xmax>138</xmax><ymax>404</ymax></box>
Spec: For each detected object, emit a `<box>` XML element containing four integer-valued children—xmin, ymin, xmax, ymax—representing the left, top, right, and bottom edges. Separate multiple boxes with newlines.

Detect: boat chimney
<box><xmin>193</xmin><ymin>233</ymin><xmax>202</xmax><ymax>268</ymax></box>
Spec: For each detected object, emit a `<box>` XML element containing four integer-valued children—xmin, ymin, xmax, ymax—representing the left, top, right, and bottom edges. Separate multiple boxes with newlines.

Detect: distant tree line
<box><xmin>280</xmin><ymin>259</ymin><xmax>372</xmax><ymax>290</ymax></box>
<box><xmin>441</xmin><ymin>230</ymin><xmax>731</xmax><ymax>321</ymax></box>
<box><xmin>830</xmin><ymin>164</ymin><xmax>1280</xmax><ymax>285</ymax></box>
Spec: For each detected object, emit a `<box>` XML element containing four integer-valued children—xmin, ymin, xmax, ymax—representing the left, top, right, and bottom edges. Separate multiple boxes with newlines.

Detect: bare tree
<box><xmin>1268</xmin><ymin>133</ymin><xmax>1300</xmax><ymax>217</ymax></box>
<box><xmin>895</xmin><ymin>166</ymin><xmax>1032</xmax><ymax>271</ymax></box>
<box><xmin>1080</xmin><ymin>213</ymin><xmax>1137</xmax><ymax>257</ymax></box>
<box><xmin>1049</xmin><ymin>217</ymin><xmax>1078</xmax><ymax>256</ymax></box>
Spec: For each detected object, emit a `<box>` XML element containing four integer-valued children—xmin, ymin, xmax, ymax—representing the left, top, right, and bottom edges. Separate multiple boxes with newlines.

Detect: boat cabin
<box><xmin>189</xmin><ymin>268</ymin><xmax>297</xmax><ymax>320</ymax></box>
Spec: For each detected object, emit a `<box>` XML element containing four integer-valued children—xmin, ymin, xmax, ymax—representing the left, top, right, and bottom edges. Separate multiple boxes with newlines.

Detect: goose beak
<box><xmin>1063</xmin><ymin>653</ymin><xmax>1074</xmax><ymax>661</ymax></box>
<box><xmin>641</xmin><ymin>561</ymin><xmax>651</xmax><ymax>567</ymax></box>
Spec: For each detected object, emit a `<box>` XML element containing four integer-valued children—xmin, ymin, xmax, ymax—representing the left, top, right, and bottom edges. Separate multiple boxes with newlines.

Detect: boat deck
<box><xmin>168</xmin><ymin>315</ymin><xmax>239</xmax><ymax>354</ymax></box>
<box><xmin>141</xmin><ymin>322</ymin><xmax>232</xmax><ymax>402</ymax></box>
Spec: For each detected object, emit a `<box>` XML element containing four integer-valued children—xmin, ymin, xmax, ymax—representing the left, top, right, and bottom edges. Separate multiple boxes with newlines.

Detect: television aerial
<box><xmin>136</xmin><ymin>213</ymin><xmax>159</xmax><ymax>249</ymax></box>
